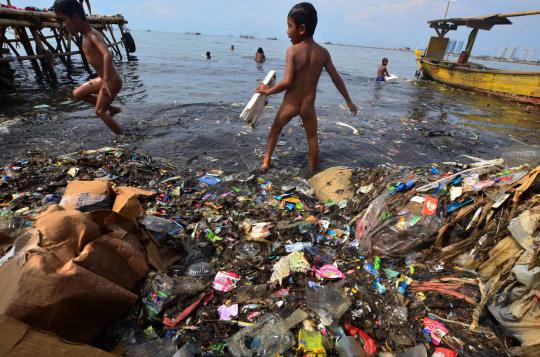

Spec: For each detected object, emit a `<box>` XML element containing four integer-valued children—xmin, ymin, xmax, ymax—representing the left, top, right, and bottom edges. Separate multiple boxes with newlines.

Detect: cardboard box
<box><xmin>0</xmin><ymin>315</ymin><xmax>114</xmax><ymax>356</ymax></box>
<box><xmin>0</xmin><ymin>205</ymin><xmax>149</xmax><ymax>343</ymax></box>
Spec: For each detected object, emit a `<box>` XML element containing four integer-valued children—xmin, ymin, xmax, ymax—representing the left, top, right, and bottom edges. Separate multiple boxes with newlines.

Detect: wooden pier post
<box><xmin>107</xmin><ymin>24</ymin><xmax>123</xmax><ymax>60</ymax></box>
<box><xmin>64</xmin><ymin>30</ymin><xmax>72</xmax><ymax>67</ymax></box>
<box><xmin>0</xmin><ymin>26</ymin><xmax>14</xmax><ymax>89</ymax></box>
<box><xmin>36</xmin><ymin>30</ymin><xmax>68</xmax><ymax>67</ymax></box>
<box><xmin>98</xmin><ymin>26</ymin><xmax>121</xmax><ymax>58</ymax></box>
<box><xmin>15</xmin><ymin>27</ymin><xmax>42</xmax><ymax>76</ymax></box>
<box><xmin>30</xmin><ymin>28</ymin><xmax>58</xmax><ymax>81</ymax></box>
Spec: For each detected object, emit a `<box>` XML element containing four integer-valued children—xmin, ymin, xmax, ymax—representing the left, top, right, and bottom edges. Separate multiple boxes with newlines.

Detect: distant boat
<box><xmin>185</xmin><ymin>32</ymin><xmax>201</xmax><ymax>35</ymax></box>
<box><xmin>324</xmin><ymin>41</ymin><xmax>332</xmax><ymax>45</ymax></box>
<box><xmin>240</xmin><ymin>35</ymin><xmax>255</xmax><ymax>39</ymax></box>
<box><xmin>266</xmin><ymin>37</ymin><xmax>277</xmax><ymax>41</ymax></box>
<box><xmin>416</xmin><ymin>10</ymin><xmax>540</xmax><ymax>105</ymax></box>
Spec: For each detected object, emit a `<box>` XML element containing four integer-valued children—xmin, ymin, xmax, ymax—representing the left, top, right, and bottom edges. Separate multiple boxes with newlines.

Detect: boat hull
<box><xmin>418</xmin><ymin>59</ymin><xmax>540</xmax><ymax>105</ymax></box>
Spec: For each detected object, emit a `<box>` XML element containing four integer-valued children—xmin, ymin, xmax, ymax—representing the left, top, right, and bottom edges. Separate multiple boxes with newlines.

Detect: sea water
<box><xmin>0</xmin><ymin>31</ymin><xmax>539</xmax><ymax>171</ymax></box>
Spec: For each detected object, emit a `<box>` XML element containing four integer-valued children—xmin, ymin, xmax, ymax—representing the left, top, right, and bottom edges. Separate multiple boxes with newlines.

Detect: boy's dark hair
<box><xmin>257</xmin><ymin>47</ymin><xmax>264</xmax><ymax>53</ymax></box>
<box><xmin>288</xmin><ymin>2</ymin><xmax>318</xmax><ymax>37</ymax></box>
<box><xmin>382</xmin><ymin>58</ymin><xmax>388</xmax><ymax>64</ymax></box>
<box><xmin>53</xmin><ymin>0</ymin><xmax>86</xmax><ymax>20</ymax></box>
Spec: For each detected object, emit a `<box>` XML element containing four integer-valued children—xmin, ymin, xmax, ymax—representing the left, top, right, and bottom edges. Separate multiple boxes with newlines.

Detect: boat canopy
<box><xmin>428</xmin><ymin>10</ymin><xmax>540</xmax><ymax>32</ymax></box>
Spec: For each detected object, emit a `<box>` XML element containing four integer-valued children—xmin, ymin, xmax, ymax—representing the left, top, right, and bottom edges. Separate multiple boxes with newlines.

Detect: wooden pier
<box><xmin>0</xmin><ymin>5</ymin><xmax>134</xmax><ymax>89</ymax></box>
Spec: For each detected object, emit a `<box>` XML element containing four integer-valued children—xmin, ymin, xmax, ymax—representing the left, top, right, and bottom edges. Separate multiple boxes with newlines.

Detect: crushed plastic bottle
<box><xmin>306</xmin><ymin>281</ymin><xmax>351</xmax><ymax>326</ymax></box>
<box><xmin>185</xmin><ymin>261</ymin><xmax>214</xmax><ymax>277</ymax></box>
<box><xmin>235</xmin><ymin>241</ymin><xmax>263</xmax><ymax>259</ymax></box>
<box><xmin>142</xmin><ymin>273</ymin><xmax>174</xmax><ymax>321</ymax></box>
<box><xmin>0</xmin><ymin>214</ymin><xmax>24</xmax><ymax>239</ymax></box>
<box><xmin>335</xmin><ymin>336</ymin><xmax>367</xmax><ymax>357</ymax></box>
<box><xmin>142</xmin><ymin>215</ymin><xmax>183</xmax><ymax>241</ymax></box>
<box><xmin>228</xmin><ymin>309</ymin><xmax>307</xmax><ymax>357</ymax></box>
<box><xmin>172</xmin><ymin>276</ymin><xmax>206</xmax><ymax>296</ymax></box>
<box><xmin>390</xmin><ymin>305</ymin><xmax>408</xmax><ymax>325</ymax></box>
<box><xmin>124</xmin><ymin>337</ymin><xmax>177</xmax><ymax>357</ymax></box>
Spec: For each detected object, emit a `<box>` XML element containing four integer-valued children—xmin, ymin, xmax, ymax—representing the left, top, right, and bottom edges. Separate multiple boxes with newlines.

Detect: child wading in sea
<box><xmin>54</xmin><ymin>0</ymin><xmax>123</xmax><ymax>135</ymax></box>
<box><xmin>256</xmin><ymin>2</ymin><xmax>357</xmax><ymax>173</ymax></box>
<box><xmin>376</xmin><ymin>58</ymin><xmax>389</xmax><ymax>81</ymax></box>
<box><xmin>255</xmin><ymin>47</ymin><xmax>266</xmax><ymax>63</ymax></box>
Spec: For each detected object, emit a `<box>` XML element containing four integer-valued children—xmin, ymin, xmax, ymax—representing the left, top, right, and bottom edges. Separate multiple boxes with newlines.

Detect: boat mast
<box><xmin>444</xmin><ymin>0</ymin><xmax>452</xmax><ymax>19</ymax></box>
<box><xmin>462</xmin><ymin>28</ymin><xmax>479</xmax><ymax>63</ymax></box>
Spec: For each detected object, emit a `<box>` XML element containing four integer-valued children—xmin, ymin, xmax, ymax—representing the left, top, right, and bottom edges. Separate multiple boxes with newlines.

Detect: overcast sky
<box><xmin>14</xmin><ymin>0</ymin><xmax>540</xmax><ymax>57</ymax></box>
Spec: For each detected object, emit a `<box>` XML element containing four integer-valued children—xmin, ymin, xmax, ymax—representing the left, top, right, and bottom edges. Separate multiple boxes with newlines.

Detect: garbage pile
<box><xmin>0</xmin><ymin>147</ymin><xmax>539</xmax><ymax>356</ymax></box>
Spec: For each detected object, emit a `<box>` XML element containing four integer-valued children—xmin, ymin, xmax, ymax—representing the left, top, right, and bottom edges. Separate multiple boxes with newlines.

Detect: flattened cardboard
<box><xmin>60</xmin><ymin>180</ymin><xmax>112</xmax><ymax>212</ymax></box>
<box><xmin>0</xmin><ymin>315</ymin><xmax>114</xmax><ymax>357</ymax></box>
<box><xmin>113</xmin><ymin>186</ymin><xmax>155</xmax><ymax>221</ymax></box>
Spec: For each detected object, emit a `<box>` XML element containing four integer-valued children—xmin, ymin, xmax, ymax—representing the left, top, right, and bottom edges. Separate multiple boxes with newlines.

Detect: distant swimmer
<box><xmin>55</xmin><ymin>0</ymin><xmax>123</xmax><ymax>135</ymax></box>
<box><xmin>376</xmin><ymin>58</ymin><xmax>389</xmax><ymax>81</ymax></box>
<box><xmin>206</xmin><ymin>51</ymin><xmax>211</xmax><ymax>59</ymax></box>
<box><xmin>230</xmin><ymin>45</ymin><xmax>235</xmax><ymax>51</ymax></box>
<box><xmin>256</xmin><ymin>2</ymin><xmax>357</xmax><ymax>173</ymax></box>
<box><xmin>255</xmin><ymin>47</ymin><xmax>266</xmax><ymax>63</ymax></box>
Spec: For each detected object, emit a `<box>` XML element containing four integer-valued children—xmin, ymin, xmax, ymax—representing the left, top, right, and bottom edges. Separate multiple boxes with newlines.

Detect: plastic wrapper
<box><xmin>355</xmin><ymin>190</ymin><xmax>391</xmax><ymax>254</ymax></box>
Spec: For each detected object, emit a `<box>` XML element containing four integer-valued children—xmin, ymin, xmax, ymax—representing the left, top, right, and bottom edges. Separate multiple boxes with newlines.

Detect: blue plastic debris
<box><xmin>447</xmin><ymin>197</ymin><xmax>474</xmax><ymax>214</ymax></box>
<box><xmin>199</xmin><ymin>175</ymin><xmax>221</xmax><ymax>186</ymax></box>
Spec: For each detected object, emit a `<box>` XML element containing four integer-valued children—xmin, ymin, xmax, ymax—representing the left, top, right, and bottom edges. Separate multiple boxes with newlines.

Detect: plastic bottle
<box><xmin>142</xmin><ymin>273</ymin><xmax>174</xmax><ymax>320</ymax></box>
<box><xmin>185</xmin><ymin>261</ymin><xmax>214</xmax><ymax>277</ymax></box>
<box><xmin>228</xmin><ymin>309</ymin><xmax>307</xmax><ymax>357</ymax></box>
<box><xmin>306</xmin><ymin>281</ymin><xmax>351</xmax><ymax>326</ymax></box>
<box><xmin>235</xmin><ymin>241</ymin><xmax>262</xmax><ymax>259</ymax></box>
<box><xmin>124</xmin><ymin>337</ymin><xmax>177</xmax><ymax>357</ymax></box>
<box><xmin>0</xmin><ymin>214</ymin><xmax>24</xmax><ymax>238</ymax></box>
<box><xmin>335</xmin><ymin>336</ymin><xmax>367</xmax><ymax>357</ymax></box>
<box><xmin>142</xmin><ymin>215</ymin><xmax>183</xmax><ymax>240</ymax></box>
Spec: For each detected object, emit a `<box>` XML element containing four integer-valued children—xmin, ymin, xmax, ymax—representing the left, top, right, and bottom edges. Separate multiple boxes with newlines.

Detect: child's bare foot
<box><xmin>260</xmin><ymin>158</ymin><xmax>271</xmax><ymax>173</ymax></box>
<box><xmin>109</xmin><ymin>106</ymin><xmax>122</xmax><ymax>117</ymax></box>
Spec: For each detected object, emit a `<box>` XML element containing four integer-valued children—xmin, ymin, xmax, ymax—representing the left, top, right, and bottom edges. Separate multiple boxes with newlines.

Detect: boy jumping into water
<box><xmin>376</xmin><ymin>58</ymin><xmax>389</xmax><ymax>81</ymax></box>
<box><xmin>54</xmin><ymin>0</ymin><xmax>123</xmax><ymax>134</ymax></box>
<box><xmin>256</xmin><ymin>2</ymin><xmax>357</xmax><ymax>172</ymax></box>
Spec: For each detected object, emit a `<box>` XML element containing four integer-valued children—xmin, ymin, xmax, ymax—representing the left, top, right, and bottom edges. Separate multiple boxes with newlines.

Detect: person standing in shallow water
<box><xmin>256</xmin><ymin>2</ymin><xmax>357</xmax><ymax>173</ymax></box>
<box><xmin>54</xmin><ymin>0</ymin><xmax>123</xmax><ymax>135</ymax></box>
<box><xmin>376</xmin><ymin>58</ymin><xmax>389</xmax><ymax>81</ymax></box>
<box><xmin>255</xmin><ymin>47</ymin><xmax>266</xmax><ymax>63</ymax></box>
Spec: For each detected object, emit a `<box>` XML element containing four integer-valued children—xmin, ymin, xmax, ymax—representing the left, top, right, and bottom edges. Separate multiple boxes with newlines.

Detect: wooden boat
<box><xmin>416</xmin><ymin>10</ymin><xmax>540</xmax><ymax>105</ymax></box>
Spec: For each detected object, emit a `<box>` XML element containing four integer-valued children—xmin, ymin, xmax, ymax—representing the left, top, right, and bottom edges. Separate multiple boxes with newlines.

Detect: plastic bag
<box><xmin>355</xmin><ymin>190</ymin><xmax>392</xmax><ymax>254</ymax></box>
